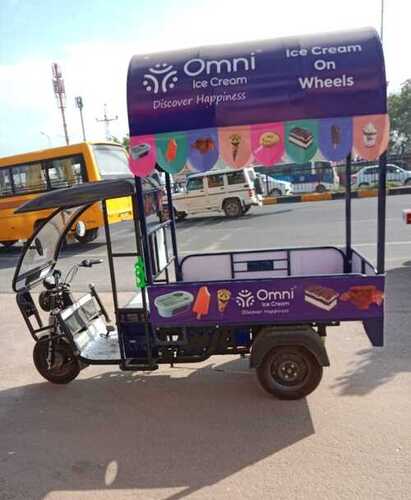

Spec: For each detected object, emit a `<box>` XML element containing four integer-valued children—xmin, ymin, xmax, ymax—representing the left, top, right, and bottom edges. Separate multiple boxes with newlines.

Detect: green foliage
<box><xmin>388</xmin><ymin>79</ymin><xmax>411</xmax><ymax>153</ymax></box>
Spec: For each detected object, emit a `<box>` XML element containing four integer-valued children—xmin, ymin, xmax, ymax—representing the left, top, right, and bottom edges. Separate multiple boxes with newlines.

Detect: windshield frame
<box><xmin>12</xmin><ymin>204</ymin><xmax>92</xmax><ymax>292</ymax></box>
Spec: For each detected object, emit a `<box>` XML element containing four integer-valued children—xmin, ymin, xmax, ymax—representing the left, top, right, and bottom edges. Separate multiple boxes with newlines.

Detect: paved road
<box><xmin>1</xmin><ymin>194</ymin><xmax>411</xmax><ymax>292</ymax></box>
<box><xmin>0</xmin><ymin>195</ymin><xmax>410</xmax><ymax>499</ymax></box>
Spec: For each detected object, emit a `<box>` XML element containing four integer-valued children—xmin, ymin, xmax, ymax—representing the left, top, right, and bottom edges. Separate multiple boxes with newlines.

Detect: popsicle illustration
<box><xmin>192</xmin><ymin>286</ymin><xmax>211</xmax><ymax>319</ymax></box>
<box><xmin>165</xmin><ymin>138</ymin><xmax>177</xmax><ymax>162</ymax></box>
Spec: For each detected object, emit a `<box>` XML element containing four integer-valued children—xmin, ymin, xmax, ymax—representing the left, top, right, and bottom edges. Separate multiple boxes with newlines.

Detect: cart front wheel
<box><xmin>256</xmin><ymin>346</ymin><xmax>322</xmax><ymax>400</ymax></box>
<box><xmin>33</xmin><ymin>339</ymin><xmax>80</xmax><ymax>384</ymax></box>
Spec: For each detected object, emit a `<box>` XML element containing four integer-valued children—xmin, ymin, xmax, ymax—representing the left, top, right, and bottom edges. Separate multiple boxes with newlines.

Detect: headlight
<box><xmin>75</xmin><ymin>221</ymin><xmax>86</xmax><ymax>238</ymax></box>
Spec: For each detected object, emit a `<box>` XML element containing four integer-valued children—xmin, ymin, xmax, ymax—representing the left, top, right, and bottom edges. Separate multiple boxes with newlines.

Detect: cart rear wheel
<box><xmin>33</xmin><ymin>339</ymin><xmax>80</xmax><ymax>384</ymax></box>
<box><xmin>256</xmin><ymin>346</ymin><xmax>323</xmax><ymax>400</ymax></box>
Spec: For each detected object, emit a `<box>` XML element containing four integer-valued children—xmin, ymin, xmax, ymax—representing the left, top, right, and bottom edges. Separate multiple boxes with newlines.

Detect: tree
<box><xmin>388</xmin><ymin>79</ymin><xmax>411</xmax><ymax>153</ymax></box>
<box><xmin>111</xmin><ymin>135</ymin><xmax>130</xmax><ymax>149</ymax></box>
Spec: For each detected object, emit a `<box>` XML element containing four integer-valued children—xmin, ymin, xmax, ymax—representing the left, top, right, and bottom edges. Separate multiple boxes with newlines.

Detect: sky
<box><xmin>0</xmin><ymin>0</ymin><xmax>410</xmax><ymax>156</ymax></box>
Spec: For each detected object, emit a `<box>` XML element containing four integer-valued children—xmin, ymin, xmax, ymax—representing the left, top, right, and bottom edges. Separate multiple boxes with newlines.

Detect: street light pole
<box><xmin>380</xmin><ymin>0</ymin><xmax>384</xmax><ymax>43</ymax></box>
<box><xmin>40</xmin><ymin>131</ymin><xmax>52</xmax><ymax>147</ymax></box>
<box><xmin>75</xmin><ymin>96</ymin><xmax>87</xmax><ymax>141</ymax></box>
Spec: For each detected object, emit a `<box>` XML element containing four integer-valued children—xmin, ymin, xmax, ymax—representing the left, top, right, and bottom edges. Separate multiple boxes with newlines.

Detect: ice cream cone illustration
<box><xmin>217</xmin><ymin>289</ymin><xmax>231</xmax><ymax>313</ymax></box>
<box><xmin>362</xmin><ymin>122</ymin><xmax>377</xmax><ymax>147</ymax></box>
<box><xmin>229</xmin><ymin>134</ymin><xmax>242</xmax><ymax>161</ymax></box>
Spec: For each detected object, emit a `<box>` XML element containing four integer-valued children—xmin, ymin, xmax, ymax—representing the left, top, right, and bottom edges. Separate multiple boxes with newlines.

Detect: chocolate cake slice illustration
<box><xmin>304</xmin><ymin>285</ymin><xmax>339</xmax><ymax>311</ymax></box>
<box><xmin>288</xmin><ymin>127</ymin><xmax>313</xmax><ymax>150</ymax></box>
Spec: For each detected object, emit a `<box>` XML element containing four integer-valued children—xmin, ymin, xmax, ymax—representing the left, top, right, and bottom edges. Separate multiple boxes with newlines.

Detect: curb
<box><xmin>263</xmin><ymin>186</ymin><xmax>411</xmax><ymax>205</ymax></box>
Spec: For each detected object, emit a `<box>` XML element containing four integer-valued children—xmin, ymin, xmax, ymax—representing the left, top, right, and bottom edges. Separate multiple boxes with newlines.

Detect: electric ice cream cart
<box><xmin>13</xmin><ymin>27</ymin><xmax>390</xmax><ymax>399</ymax></box>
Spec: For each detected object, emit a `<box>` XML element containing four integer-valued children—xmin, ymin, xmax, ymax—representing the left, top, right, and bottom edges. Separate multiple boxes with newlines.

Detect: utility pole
<box><xmin>96</xmin><ymin>104</ymin><xmax>118</xmax><ymax>141</ymax></box>
<box><xmin>380</xmin><ymin>0</ymin><xmax>384</xmax><ymax>43</ymax></box>
<box><xmin>75</xmin><ymin>96</ymin><xmax>87</xmax><ymax>141</ymax></box>
<box><xmin>51</xmin><ymin>63</ymin><xmax>69</xmax><ymax>145</ymax></box>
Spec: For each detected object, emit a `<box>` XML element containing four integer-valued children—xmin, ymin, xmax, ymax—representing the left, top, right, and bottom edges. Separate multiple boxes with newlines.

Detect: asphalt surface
<box><xmin>1</xmin><ymin>194</ymin><xmax>411</xmax><ymax>292</ymax></box>
<box><xmin>1</xmin><ymin>196</ymin><xmax>411</xmax><ymax>499</ymax></box>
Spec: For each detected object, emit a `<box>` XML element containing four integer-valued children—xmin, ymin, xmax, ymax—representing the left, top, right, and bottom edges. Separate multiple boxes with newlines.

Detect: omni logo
<box><xmin>236</xmin><ymin>289</ymin><xmax>255</xmax><ymax>308</ymax></box>
<box><xmin>143</xmin><ymin>63</ymin><xmax>178</xmax><ymax>94</ymax></box>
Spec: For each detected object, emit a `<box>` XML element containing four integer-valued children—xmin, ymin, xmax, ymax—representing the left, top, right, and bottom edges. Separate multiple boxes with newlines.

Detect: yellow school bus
<box><xmin>0</xmin><ymin>142</ymin><xmax>134</xmax><ymax>246</ymax></box>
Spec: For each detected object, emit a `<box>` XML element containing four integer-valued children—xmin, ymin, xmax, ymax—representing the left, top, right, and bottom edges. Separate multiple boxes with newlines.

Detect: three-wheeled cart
<box><xmin>13</xmin><ymin>28</ymin><xmax>390</xmax><ymax>399</ymax></box>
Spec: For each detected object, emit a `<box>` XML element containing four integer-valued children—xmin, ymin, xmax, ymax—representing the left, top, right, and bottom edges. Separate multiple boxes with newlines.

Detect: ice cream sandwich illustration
<box><xmin>217</xmin><ymin>289</ymin><xmax>231</xmax><ymax>313</ymax></box>
<box><xmin>362</xmin><ymin>122</ymin><xmax>377</xmax><ymax>147</ymax></box>
<box><xmin>340</xmin><ymin>285</ymin><xmax>384</xmax><ymax>310</ymax></box>
<box><xmin>288</xmin><ymin>127</ymin><xmax>313</xmax><ymax>150</ymax></box>
<box><xmin>192</xmin><ymin>286</ymin><xmax>211</xmax><ymax>319</ymax></box>
<box><xmin>304</xmin><ymin>285</ymin><xmax>339</xmax><ymax>311</ymax></box>
<box><xmin>192</xmin><ymin>138</ymin><xmax>215</xmax><ymax>154</ymax></box>
<box><xmin>154</xmin><ymin>291</ymin><xmax>194</xmax><ymax>318</ymax></box>
<box><xmin>130</xmin><ymin>143</ymin><xmax>151</xmax><ymax>160</ymax></box>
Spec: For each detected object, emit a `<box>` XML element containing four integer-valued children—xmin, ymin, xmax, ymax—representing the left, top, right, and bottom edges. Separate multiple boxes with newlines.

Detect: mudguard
<box><xmin>250</xmin><ymin>325</ymin><xmax>330</xmax><ymax>368</ymax></box>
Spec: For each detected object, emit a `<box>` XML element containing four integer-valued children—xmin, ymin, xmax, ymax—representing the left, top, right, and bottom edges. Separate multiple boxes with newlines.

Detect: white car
<box><xmin>172</xmin><ymin>167</ymin><xmax>262</xmax><ymax>219</ymax></box>
<box><xmin>352</xmin><ymin>164</ymin><xmax>411</xmax><ymax>188</ymax></box>
<box><xmin>255</xmin><ymin>173</ymin><xmax>293</xmax><ymax>196</ymax></box>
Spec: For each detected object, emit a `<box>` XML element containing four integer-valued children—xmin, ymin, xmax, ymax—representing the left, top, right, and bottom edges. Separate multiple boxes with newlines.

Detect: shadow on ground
<box><xmin>333</xmin><ymin>266</ymin><xmax>411</xmax><ymax>396</ymax></box>
<box><xmin>0</xmin><ymin>358</ymin><xmax>313</xmax><ymax>499</ymax></box>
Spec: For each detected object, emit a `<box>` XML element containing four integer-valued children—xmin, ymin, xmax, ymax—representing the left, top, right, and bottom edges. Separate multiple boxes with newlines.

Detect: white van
<box><xmin>172</xmin><ymin>167</ymin><xmax>262</xmax><ymax>219</ymax></box>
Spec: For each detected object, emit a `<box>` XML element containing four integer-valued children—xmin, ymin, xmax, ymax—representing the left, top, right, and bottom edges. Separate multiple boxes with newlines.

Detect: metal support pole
<box><xmin>102</xmin><ymin>200</ymin><xmax>119</xmax><ymax>312</ymax></box>
<box><xmin>134</xmin><ymin>176</ymin><xmax>153</xmax><ymax>284</ymax></box>
<box><xmin>58</xmin><ymin>94</ymin><xmax>69</xmax><ymax>145</ymax></box>
<box><xmin>377</xmin><ymin>152</ymin><xmax>387</xmax><ymax>273</ymax></box>
<box><xmin>345</xmin><ymin>154</ymin><xmax>352</xmax><ymax>273</ymax></box>
<box><xmin>79</xmin><ymin>108</ymin><xmax>86</xmax><ymax>141</ymax></box>
<box><xmin>164</xmin><ymin>172</ymin><xmax>180</xmax><ymax>280</ymax></box>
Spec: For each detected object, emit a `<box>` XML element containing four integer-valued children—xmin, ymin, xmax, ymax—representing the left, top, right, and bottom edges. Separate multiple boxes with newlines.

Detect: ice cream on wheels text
<box><xmin>149</xmin><ymin>276</ymin><xmax>384</xmax><ymax>326</ymax></box>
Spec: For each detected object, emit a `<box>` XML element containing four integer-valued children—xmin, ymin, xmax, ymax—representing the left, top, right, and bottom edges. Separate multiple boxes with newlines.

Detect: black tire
<box><xmin>256</xmin><ymin>346</ymin><xmax>323</xmax><ymax>400</ymax></box>
<box><xmin>33</xmin><ymin>338</ymin><xmax>80</xmax><ymax>384</ymax></box>
<box><xmin>1</xmin><ymin>240</ymin><xmax>18</xmax><ymax>248</ymax></box>
<box><xmin>358</xmin><ymin>182</ymin><xmax>369</xmax><ymax>189</ymax></box>
<box><xmin>223</xmin><ymin>198</ymin><xmax>242</xmax><ymax>217</ymax></box>
<box><xmin>269</xmin><ymin>188</ymin><xmax>282</xmax><ymax>197</ymax></box>
<box><xmin>75</xmin><ymin>228</ymin><xmax>99</xmax><ymax>244</ymax></box>
<box><xmin>315</xmin><ymin>184</ymin><xmax>326</xmax><ymax>193</ymax></box>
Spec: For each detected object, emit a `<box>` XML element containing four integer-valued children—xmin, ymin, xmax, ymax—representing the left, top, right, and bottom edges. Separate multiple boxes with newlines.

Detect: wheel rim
<box><xmin>225</xmin><ymin>201</ymin><xmax>239</xmax><ymax>216</ymax></box>
<box><xmin>37</xmin><ymin>342</ymin><xmax>77</xmax><ymax>378</ymax></box>
<box><xmin>270</xmin><ymin>351</ymin><xmax>309</xmax><ymax>388</ymax></box>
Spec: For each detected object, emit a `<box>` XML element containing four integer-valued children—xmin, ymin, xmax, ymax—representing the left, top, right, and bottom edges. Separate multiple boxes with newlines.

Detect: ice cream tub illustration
<box><xmin>154</xmin><ymin>291</ymin><xmax>194</xmax><ymax>318</ymax></box>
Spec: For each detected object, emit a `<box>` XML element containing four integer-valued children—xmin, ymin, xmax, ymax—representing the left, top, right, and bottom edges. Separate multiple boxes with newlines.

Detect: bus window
<box><xmin>92</xmin><ymin>145</ymin><xmax>131</xmax><ymax>178</ymax></box>
<box><xmin>44</xmin><ymin>155</ymin><xmax>85</xmax><ymax>189</ymax></box>
<box><xmin>12</xmin><ymin>163</ymin><xmax>46</xmax><ymax>194</ymax></box>
<box><xmin>0</xmin><ymin>169</ymin><xmax>13</xmax><ymax>196</ymax></box>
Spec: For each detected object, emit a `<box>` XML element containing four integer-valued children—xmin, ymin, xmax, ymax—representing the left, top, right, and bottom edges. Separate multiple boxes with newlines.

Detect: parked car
<box><xmin>351</xmin><ymin>164</ymin><xmax>411</xmax><ymax>189</ymax></box>
<box><xmin>172</xmin><ymin>168</ymin><xmax>262</xmax><ymax>219</ymax></box>
<box><xmin>255</xmin><ymin>173</ymin><xmax>293</xmax><ymax>197</ymax></box>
